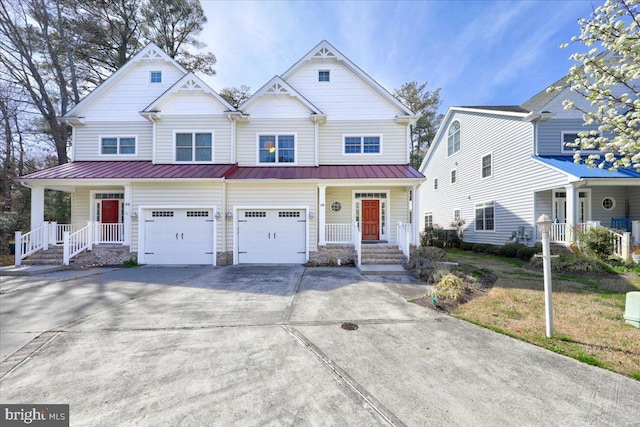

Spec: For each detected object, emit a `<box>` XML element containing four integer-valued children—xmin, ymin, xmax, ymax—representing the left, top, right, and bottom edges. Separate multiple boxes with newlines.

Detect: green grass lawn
<box><xmin>443</xmin><ymin>249</ymin><xmax>640</xmax><ymax>381</ymax></box>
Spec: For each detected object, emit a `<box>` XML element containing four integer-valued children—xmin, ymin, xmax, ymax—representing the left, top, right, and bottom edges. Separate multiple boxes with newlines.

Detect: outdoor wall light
<box><xmin>309</xmin><ymin>211</ymin><xmax>315</xmax><ymax>219</ymax></box>
<box><xmin>215</xmin><ymin>211</ymin><xmax>221</xmax><ymax>219</ymax></box>
<box><xmin>131</xmin><ymin>212</ymin><xmax>138</xmax><ymax>218</ymax></box>
<box><xmin>226</xmin><ymin>211</ymin><xmax>233</xmax><ymax>218</ymax></box>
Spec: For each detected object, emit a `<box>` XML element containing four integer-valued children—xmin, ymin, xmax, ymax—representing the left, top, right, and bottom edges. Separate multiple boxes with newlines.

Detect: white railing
<box><xmin>609</xmin><ymin>229</ymin><xmax>631</xmax><ymax>260</ymax></box>
<box><xmin>550</xmin><ymin>223</ymin><xmax>567</xmax><ymax>243</ymax></box>
<box><xmin>396</xmin><ymin>221</ymin><xmax>410</xmax><ymax>260</ymax></box>
<box><xmin>353</xmin><ymin>221</ymin><xmax>361</xmax><ymax>266</ymax></box>
<box><xmin>63</xmin><ymin>222</ymin><xmax>93</xmax><ymax>265</ymax></box>
<box><xmin>325</xmin><ymin>223</ymin><xmax>352</xmax><ymax>244</ymax></box>
<box><xmin>95</xmin><ymin>223</ymin><xmax>125</xmax><ymax>243</ymax></box>
<box><xmin>56</xmin><ymin>223</ymin><xmax>75</xmax><ymax>244</ymax></box>
<box><xmin>14</xmin><ymin>224</ymin><xmax>48</xmax><ymax>267</ymax></box>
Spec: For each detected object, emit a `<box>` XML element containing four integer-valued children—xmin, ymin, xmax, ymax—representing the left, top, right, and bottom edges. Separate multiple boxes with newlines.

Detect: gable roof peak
<box><xmin>239</xmin><ymin>75</ymin><xmax>323</xmax><ymax>114</ymax></box>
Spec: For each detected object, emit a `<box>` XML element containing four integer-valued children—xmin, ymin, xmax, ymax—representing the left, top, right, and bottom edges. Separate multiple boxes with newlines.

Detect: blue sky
<box><xmin>199</xmin><ymin>0</ymin><xmax>596</xmax><ymax>113</ymax></box>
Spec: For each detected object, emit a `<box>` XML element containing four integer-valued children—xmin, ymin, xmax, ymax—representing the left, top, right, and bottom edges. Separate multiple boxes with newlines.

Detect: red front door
<box><xmin>101</xmin><ymin>200</ymin><xmax>119</xmax><ymax>223</ymax></box>
<box><xmin>362</xmin><ymin>200</ymin><xmax>380</xmax><ymax>240</ymax></box>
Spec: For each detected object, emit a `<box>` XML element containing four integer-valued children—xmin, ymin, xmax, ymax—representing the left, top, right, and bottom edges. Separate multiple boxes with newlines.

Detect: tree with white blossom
<box><xmin>561</xmin><ymin>0</ymin><xmax>640</xmax><ymax>170</ymax></box>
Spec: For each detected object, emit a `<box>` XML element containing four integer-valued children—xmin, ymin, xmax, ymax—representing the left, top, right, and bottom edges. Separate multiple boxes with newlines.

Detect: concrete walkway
<box><xmin>0</xmin><ymin>265</ymin><xmax>638</xmax><ymax>426</ymax></box>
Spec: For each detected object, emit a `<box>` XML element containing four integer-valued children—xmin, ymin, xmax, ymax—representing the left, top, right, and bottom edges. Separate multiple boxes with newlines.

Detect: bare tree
<box><xmin>219</xmin><ymin>85</ymin><xmax>252</xmax><ymax>108</ymax></box>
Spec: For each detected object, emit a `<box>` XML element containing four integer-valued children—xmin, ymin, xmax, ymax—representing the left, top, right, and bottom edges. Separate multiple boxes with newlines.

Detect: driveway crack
<box><xmin>281</xmin><ymin>267</ymin><xmax>306</xmax><ymax>323</ymax></box>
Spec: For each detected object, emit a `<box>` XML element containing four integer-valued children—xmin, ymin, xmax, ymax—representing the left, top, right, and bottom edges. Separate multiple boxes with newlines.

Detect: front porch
<box><xmin>316</xmin><ymin>185</ymin><xmax>420</xmax><ymax>265</ymax></box>
<box><xmin>535</xmin><ymin>183</ymin><xmax>640</xmax><ymax>261</ymax></box>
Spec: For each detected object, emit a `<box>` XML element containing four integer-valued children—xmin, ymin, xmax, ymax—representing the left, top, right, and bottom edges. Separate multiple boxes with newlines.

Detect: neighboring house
<box><xmin>418</xmin><ymin>76</ymin><xmax>640</xmax><ymax>254</ymax></box>
<box><xmin>16</xmin><ymin>41</ymin><xmax>424</xmax><ymax>266</ymax></box>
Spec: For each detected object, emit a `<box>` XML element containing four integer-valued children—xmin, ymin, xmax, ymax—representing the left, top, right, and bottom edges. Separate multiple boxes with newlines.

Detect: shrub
<box><xmin>516</xmin><ymin>246</ymin><xmax>540</xmax><ymax>261</ymax></box>
<box><xmin>405</xmin><ymin>246</ymin><xmax>452</xmax><ymax>283</ymax></box>
<box><xmin>483</xmin><ymin>245</ymin><xmax>497</xmax><ymax>255</ymax></box>
<box><xmin>577</xmin><ymin>228</ymin><xmax>613</xmax><ymax>260</ymax></box>
<box><xmin>432</xmin><ymin>240</ymin><xmax>445</xmax><ymax>248</ymax></box>
<box><xmin>529</xmin><ymin>253</ymin><xmax>611</xmax><ymax>273</ymax></box>
<box><xmin>497</xmin><ymin>243</ymin><xmax>524</xmax><ymax>258</ymax></box>
<box><xmin>460</xmin><ymin>242</ymin><xmax>474</xmax><ymax>251</ymax></box>
<box><xmin>430</xmin><ymin>273</ymin><xmax>467</xmax><ymax>302</ymax></box>
<box><xmin>472</xmin><ymin>243</ymin><xmax>489</xmax><ymax>253</ymax></box>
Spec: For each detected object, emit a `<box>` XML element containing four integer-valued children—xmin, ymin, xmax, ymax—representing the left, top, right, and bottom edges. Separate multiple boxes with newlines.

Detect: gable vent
<box><xmin>312</xmin><ymin>47</ymin><xmax>336</xmax><ymax>59</ymax></box>
<box><xmin>265</xmin><ymin>83</ymin><xmax>290</xmax><ymax>95</ymax></box>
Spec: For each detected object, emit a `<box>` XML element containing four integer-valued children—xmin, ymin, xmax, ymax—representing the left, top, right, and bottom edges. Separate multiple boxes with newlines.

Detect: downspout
<box><xmin>151</xmin><ymin>116</ymin><xmax>157</xmax><ymax>164</ymax></box>
<box><xmin>314</xmin><ymin>121</ymin><xmax>319</xmax><ymax>167</ymax></box>
<box><xmin>70</xmin><ymin>124</ymin><xmax>76</xmax><ymax>162</ymax></box>
<box><xmin>222</xmin><ymin>177</ymin><xmax>227</xmax><ymax>258</ymax></box>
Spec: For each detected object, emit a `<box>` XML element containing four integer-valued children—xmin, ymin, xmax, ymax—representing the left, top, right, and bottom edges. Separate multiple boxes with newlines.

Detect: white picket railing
<box><xmin>96</xmin><ymin>223</ymin><xmax>125</xmax><ymax>243</ymax></box>
<box><xmin>550</xmin><ymin>223</ymin><xmax>567</xmax><ymax>243</ymax></box>
<box><xmin>63</xmin><ymin>222</ymin><xmax>93</xmax><ymax>265</ymax></box>
<box><xmin>325</xmin><ymin>223</ymin><xmax>352</xmax><ymax>244</ymax></box>
<box><xmin>56</xmin><ymin>223</ymin><xmax>76</xmax><ymax>243</ymax></box>
<box><xmin>353</xmin><ymin>221</ymin><xmax>361</xmax><ymax>266</ymax></box>
<box><xmin>14</xmin><ymin>224</ymin><xmax>48</xmax><ymax>267</ymax></box>
<box><xmin>609</xmin><ymin>229</ymin><xmax>631</xmax><ymax>260</ymax></box>
<box><xmin>396</xmin><ymin>221</ymin><xmax>410</xmax><ymax>260</ymax></box>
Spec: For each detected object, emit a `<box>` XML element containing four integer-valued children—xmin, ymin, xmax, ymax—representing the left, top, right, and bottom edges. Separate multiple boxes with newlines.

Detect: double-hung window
<box><xmin>475</xmin><ymin>201</ymin><xmax>495</xmax><ymax>231</ymax></box>
<box><xmin>424</xmin><ymin>213</ymin><xmax>433</xmax><ymax>229</ymax></box>
<box><xmin>561</xmin><ymin>131</ymin><xmax>601</xmax><ymax>153</ymax></box>
<box><xmin>100</xmin><ymin>136</ymin><xmax>136</xmax><ymax>155</ymax></box>
<box><xmin>343</xmin><ymin>135</ymin><xmax>381</xmax><ymax>154</ymax></box>
<box><xmin>175</xmin><ymin>132</ymin><xmax>213</xmax><ymax>162</ymax></box>
<box><xmin>481</xmin><ymin>153</ymin><xmax>492</xmax><ymax>178</ymax></box>
<box><xmin>258</xmin><ymin>134</ymin><xmax>295</xmax><ymax>164</ymax></box>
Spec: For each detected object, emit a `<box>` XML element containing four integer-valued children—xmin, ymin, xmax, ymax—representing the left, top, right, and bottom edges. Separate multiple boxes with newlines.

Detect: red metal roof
<box><xmin>19</xmin><ymin>161</ymin><xmax>235</xmax><ymax>180</ymax></box>
<box><xmin>226</xmin><ymin>164</ymin><xmax>424</xmax><ymax>180</ymax></box>
<box><xmin>19</xmin><ymin>162</ymin><xmax>424</xmax><ymax>181</ymax></box>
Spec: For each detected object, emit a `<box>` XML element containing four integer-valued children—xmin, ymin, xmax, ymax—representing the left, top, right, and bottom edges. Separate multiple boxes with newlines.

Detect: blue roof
<box><xmin>534</xmin><ymin>156</ymin><xmax>640</xmax><ymax>179</ymax></box>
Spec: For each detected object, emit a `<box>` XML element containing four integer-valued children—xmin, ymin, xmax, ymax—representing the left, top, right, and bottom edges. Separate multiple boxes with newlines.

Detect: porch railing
<box><xmin>63</xmin><ymin>222</ymin><xmax>93</xmax><ymax>265</ymax></box>
<box><xmin>95</xmin><ymin>223</ymin><xmax>125</xmax><ymax>243</ymax></box>
<box><xmin>14</xmin><ymin>224</ymin><xmax>49</xmax><ymax>267</ymax></box>
<box><xmin>325</xmin><ymin>223</ymin><xmax>352</xmax><ymax>244</ymax></box>
<box><xmin>56</xmin><ymin>223</ymin><xmax>76</xmax><ymax>244</ymax></box>
<box><xmin>396</xmin><ymin>221</ymin><xmax>410</xmax><ymax>260</ymax></box>
<box><xmin>609</xmin><ymin>229</ymin><xmax>631</xmax><ymax>260</ymax></box>
<box><xmin>550</xmin><ymin>223</ymin><xmax>567</xmax><ymax>243</ymax></box>
<box><xmin>353</xmin><ymin>221</ymin><xmax>361</xmax><ymax>266</ymax></box>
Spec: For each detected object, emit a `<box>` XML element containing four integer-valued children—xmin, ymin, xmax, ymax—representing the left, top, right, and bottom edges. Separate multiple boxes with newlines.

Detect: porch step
<box><xmin>23</xmin><ymin>246</ymin><xmax>64</xmax><ymax>266</ymax></box>
<box><xmin>360</xmin><ymin>244</ymin><xmax>408</xmax><ymax>266</ymax></box>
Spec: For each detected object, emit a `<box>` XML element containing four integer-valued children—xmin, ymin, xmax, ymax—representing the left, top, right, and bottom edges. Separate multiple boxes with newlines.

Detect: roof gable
<box><xmin>281</xmin><ymin>40</ymin><xmax>414</xmax><ymax>117</ymax></box>
<box><xmin>143</xmin><ymin>72</ymin><xmax>236</xmax><ymax>113</ymax></box>
<box><xmin>65</xmin><ymin>43</ymin><xmax>188</xmax><ymax>118</ymax></box>
<box><xmin>239</xmin><ymin>76</ymin><xmax>323</xmax><ymax>115</ymax></box>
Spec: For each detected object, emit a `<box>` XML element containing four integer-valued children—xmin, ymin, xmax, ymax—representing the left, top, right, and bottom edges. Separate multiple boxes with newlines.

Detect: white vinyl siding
<box><xmin>319</xmin><ymin>120</ymin><xmax>406</xmax><ymax>164</ymax></box>
<box><xmin>155</xmin><ymin>116</ymin><xmax>231</xmax><ymax>164</ymax></box>
<box><xmin>76</xmin><ymin>61</ymin><xmax>184</xmax><ymax>121</ymax></box>
<box><xmin>74</xmin><ymin>122</ymin><xmax>152</xmax><ymax>160</ymax></box>
<box><xmin>285</xmin><ymin>61</ymin><xmax>402</xmax><ymax>120</ymax></box>
<box><xmin>236</xmin><ymin>119</ymin><xmax>314</xmax><ymax>166</ymax></box>
<box><xmin>419</xmin><ymin>110</ymin><xmax>568</xmax><ymax>246</ymax></box>
<box><xmin>131</xmin><ymin>182</ymin><xmax>223</xmax><ymax>254</ymax></box>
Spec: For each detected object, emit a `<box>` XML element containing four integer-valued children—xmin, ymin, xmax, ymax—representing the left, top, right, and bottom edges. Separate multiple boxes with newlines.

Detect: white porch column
<box><xmin>123</xmin><ymin>185</ymin><xmax>132</xmax><ymax>245</ymax></box>
<box><xmin>565</xmin><ymin>184</ymin><xmax>578</xmax><ymax>243</ymax></box>
<box><xmin>30</xmin><ymin>185</ymin><xmax>45</xmax><ymax>231</ymax></box>
<box><xmin>318</xmin><ymin>184</ymin><xmax>326</xmax><ymax>245</ymax></box>
<box><xmin>412</xmin><ymin>185</ymin><xmax>420</xmax><ymax>246</ymax></box>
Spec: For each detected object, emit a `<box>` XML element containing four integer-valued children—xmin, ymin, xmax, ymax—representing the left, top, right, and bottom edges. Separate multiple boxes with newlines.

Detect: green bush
<box><xmin>516</xmin><ymin>246</ymin><xmax>540</xmax><ymax>261</ymax></box>
<box><xmin>472</xmin><ymin>243</ymin><xmax>489</xmax><ymax>253</ymax></box>
<box><xmin>577</xmin><ymin>228</ymin><xmax>613</xmax><ymax>260</ymax></box>
<box><xmin>497</xmin><ymin>243</ymin><xmax>525</xmax><ymax>258</ymax></box>
<box><xmin>432</xmin><ymin>240</ymin><xmax>445</xmax><ymax>248</ymax></box>
<box><xmin>483</xmin><ymin>245</ymin><xmax>497</xmax><ymax>255</ymax></box>
<box><xmin>529</xmin><ymin>253</ymin><xmax>611</xmax><ymax>273</ymax></box>
<box><xmin>460</xmin><ymin>242</ymin><xmax>474</xmax><ymax>251</ymax></box>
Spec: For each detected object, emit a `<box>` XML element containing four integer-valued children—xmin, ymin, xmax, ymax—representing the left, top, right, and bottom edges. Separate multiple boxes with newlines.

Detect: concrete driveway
<box><xmin>1</xmin><ymin>266</ymin><xmax>638</xmax><ymax>426</ymax></box>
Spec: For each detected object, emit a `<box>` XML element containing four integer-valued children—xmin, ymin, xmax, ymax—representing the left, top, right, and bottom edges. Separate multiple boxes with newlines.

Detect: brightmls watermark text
<box><xmin>1</xmin><ymin>405</ymin><xmax>69</xmax><ymax>427</ymax></box>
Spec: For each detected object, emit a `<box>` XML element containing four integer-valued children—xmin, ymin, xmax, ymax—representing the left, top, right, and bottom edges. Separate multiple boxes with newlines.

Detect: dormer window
<box><xmin>318</xmin><ymin>70</ymin><xmax>330</xmax><ymax>82</ymax></box>
<box><xmin>150</xmin><ymin>71</ymin><xmax>162</xmax><ymax>83</ymax></box>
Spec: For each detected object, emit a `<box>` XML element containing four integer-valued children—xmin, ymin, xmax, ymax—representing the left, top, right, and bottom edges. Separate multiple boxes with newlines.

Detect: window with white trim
<box><xmin>101</xmin><ymin>137</ymin><xmax>136</xmax><ymax>155</ymax></box>
<box><xmin>318</xmin><ymin>70</ymin><xmax>330</xmax><ymax>82</ymax></box>
<box><xmin>434</xmin><ymin>178</ymin><xmax>438</xmax><ymax>190</ymax></box>
<box><xmin>150</xmin><ymin>71</ymin><xmax>162</xmax><ymax>83</ymax></box>
<box><xmin>175</xmin><ymin>132</ymin><xmax>213</xmax><ymax>162</ymax></box>
<box><xmin>481</xmin><ymin>153</ymin><xmax>492</xmax><ymax>178</ymax></box>
<box><xmin>424</xmin><ymin>213</ymin><xmax>433</xmax><ymax>229</ymax></box>
<box><xmin>258</xmin><ymin>134</ymin><xmax>295</xmax><ymax>163</ymax></box>
<box><xmin>475</xmin><ymin>201</ymin><xmax>495</xmax><ymax>231</ymax></box>
<box><xmin>450</xmin><ymin>169</ymin><xmax>457</xmax><ymax>184</ymax></box>
<box><xmin>561</xmin><ymin>131</ymin><xmax>601</xmax><ymax>153</ymax></box>
<box><xmin>447</xmin><ymin>121</ymin><xmax>460</xmax><ymax>156</ymax></box>
<box><xmin>454</xmin><ymin>209</ymin><xmax>461</xmax><ymax>221</ymax></box>
<box><xmin>343</xmin><ymin>136</ymin><xmax>381</xmax><ymax>154</ymax></box>
<box><xmin>602</xmin><ymin>197</ymin><xmax>615</xmax><ymax>210</ymax></box>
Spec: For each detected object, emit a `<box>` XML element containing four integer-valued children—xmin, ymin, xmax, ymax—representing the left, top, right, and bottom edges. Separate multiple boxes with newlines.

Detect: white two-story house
<box><xmin>419</xmin><ymin>76</ymin><xmax>640</xmax><ymax>254</ymax></box>
<box><xmin>16</xmin><ymin>41</ymin><xmax>424</xmax><ymax>266</ymax></box>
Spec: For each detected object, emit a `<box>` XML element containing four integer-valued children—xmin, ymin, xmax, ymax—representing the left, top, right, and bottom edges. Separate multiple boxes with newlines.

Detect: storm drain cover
<box><xmin>341</xmin><ymin>322</ymin><xmax>359</xmax><ymax>331</ymax></box>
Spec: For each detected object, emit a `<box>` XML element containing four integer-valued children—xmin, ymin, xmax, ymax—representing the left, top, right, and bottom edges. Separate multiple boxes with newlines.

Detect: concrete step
<box><xmin>361</xmin><ymin>252</ymin><xmax>406</xmax><ymax>259</ymax></box>
<box><xmin>358</xmin><ymin>264</ymin><xmax>412</xmax><ymax>275</ymax></box>
<box><xmin>361</xmin><ymin>245</ymin><xmax>401</xmax><ymax>252</ymax></box>
<box><xmin>23</xmin><ymin>259</ymin><xmax>63</xmax><ymax>266</ymax></box>
<box><xmin>361</xmin><ymin>258</ymin><xmax>407</xmax><ymax>265</ymax></box>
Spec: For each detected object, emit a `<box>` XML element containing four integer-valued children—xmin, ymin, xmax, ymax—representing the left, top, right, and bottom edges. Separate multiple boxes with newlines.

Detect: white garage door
<box><xmin>238</xmin><ymin>209</ymin><xmax>306</xmax><ymax>264</ymax></box>
<box><xmin>144</xmin><ymin>209</ymin><xmax>215</xmax><ymax>265</ymax></box>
